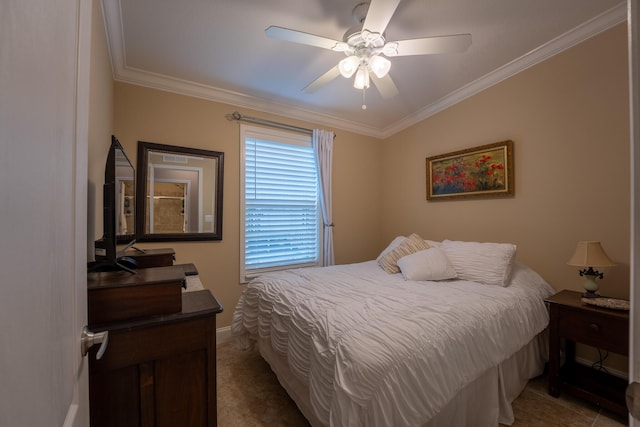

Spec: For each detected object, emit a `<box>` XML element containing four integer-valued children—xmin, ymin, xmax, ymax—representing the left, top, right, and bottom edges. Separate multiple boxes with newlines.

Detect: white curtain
<box><xmin>312</xmin><ymin>129</ymin><xmax>334</xmax><ymax>266</ymax></box>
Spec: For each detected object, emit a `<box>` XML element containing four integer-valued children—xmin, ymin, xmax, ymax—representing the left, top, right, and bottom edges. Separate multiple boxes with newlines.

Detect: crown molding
<box><xmin>102</xmin><ymin>0</ymin><xmax>382</xmax><ymax>138</ymax></box>
<box><xmin>116</xmin><ymin>65</ymin><xmax>383</xmax><ymax>138</ymax></box>
<box><xmin>380</xmin><ymin>2</ymin><xmax>627</xmax><ymax>139</ymax></box>
<box><xmin>102</xmin><ymin>0</ymin><xmax>626</xmax><ymax>140</ymax></box>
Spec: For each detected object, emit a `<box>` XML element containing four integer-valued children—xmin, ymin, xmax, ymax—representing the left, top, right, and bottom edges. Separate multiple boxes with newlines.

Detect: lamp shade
<box><xmin>566</xmin><ymin>241</ymin><xmax>616</xmax><ymax>267</ymax></box>
<box><xmin>368</xmin><ymin>55</ymin><xmax>391</xmax><ymax>78</ymax></box>
<box><xmin>338</xmin><ymin>56</ymin><xmax>360</xmax><ymax>78</ymax></box>
<box><xmin>353</xmin><ymin>65</ymin><xmax>370</xmax><ymax>89</ymax></box>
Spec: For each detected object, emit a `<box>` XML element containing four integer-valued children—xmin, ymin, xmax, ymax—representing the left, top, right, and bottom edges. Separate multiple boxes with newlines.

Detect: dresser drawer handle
<box><xmin>589</xmin><ymin>323</ymin><xmax>601</xmax><ymax>332</ymax></box>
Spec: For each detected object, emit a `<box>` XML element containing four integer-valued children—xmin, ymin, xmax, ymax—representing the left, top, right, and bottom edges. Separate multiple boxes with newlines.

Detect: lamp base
<box><xmin>581</xmin><ymin>275</ymin><xmax>599</xmax><ymax>297</ymax></box>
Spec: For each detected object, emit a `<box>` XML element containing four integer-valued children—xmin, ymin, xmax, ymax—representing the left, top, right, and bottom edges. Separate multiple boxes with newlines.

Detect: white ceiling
<box><xmin>102</xmin><ymin>0</ymin><xmax>626</xmax><ymax>138</ymax></box>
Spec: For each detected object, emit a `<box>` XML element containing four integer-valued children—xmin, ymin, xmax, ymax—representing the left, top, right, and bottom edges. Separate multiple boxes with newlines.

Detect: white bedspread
<box><xmin>232</xmin><ymin>261</ymin><xmax>554</xmax><ymax>427</ymax></box>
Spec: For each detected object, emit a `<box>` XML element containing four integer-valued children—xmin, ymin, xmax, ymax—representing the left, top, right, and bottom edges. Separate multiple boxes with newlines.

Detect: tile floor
<box><xmin>506</xmin><ymin>374</ymin><xmax>628</xmax><ymax>426</ymax></box>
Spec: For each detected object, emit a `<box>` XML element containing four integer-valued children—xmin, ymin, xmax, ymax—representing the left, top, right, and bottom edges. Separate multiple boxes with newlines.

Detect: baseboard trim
<box><xmin>216</xmin><ymin>326</ymin><xmax>232</xmax><ymax>345</ymax></box>
<box><xmin>575</xmin><ymin>356</ymin><xmax>628</xmax><ymax>380</ymax></box>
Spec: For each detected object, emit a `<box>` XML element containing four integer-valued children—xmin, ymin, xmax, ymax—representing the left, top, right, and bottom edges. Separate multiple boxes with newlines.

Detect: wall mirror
<box><xmin>136</xmin><ymin>141</ymin><xmax>224</xmax><ymax>241</ymax></box>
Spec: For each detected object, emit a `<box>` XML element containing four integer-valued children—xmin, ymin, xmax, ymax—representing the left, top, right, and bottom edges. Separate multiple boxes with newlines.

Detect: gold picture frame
<box><xmin>426</xmin><ymin>140</ymin><xmax>514</xmax><ymax>200</ymax></box>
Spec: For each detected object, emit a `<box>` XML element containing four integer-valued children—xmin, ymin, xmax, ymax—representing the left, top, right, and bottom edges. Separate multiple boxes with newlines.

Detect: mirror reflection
<box><xmin>115</xmin><ymin>147</ymin><xmax>135</xmax><ymax>241</ymax></box>
<box><xmin>136</xmin><ymin>141</ymin><xmax>224</xmax><ymax>241</ymax></box>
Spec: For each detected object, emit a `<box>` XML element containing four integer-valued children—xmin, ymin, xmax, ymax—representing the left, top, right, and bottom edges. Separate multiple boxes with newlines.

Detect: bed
<box><xmin>232</xmin><ymin>236</ymin><xmax>555</xmax><ymax>426</ymax></box>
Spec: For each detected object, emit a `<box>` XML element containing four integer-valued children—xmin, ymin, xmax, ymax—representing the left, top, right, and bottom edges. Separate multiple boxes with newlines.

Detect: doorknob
<box><xmin>81</xmin><ymin>326</ymin><xmax>109</xmax><ymax>360</ymax></box>
<box><xmin>626</xmin><ymin>382</ymin><xmax>640</xmax><ymax>419</ymax></box>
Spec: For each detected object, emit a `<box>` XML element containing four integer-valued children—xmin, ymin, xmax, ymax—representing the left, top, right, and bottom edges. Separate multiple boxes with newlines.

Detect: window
<box><xmin>240</xmin><ymin>124</ymin><xmax>322</xmax><ymax>282</ymax></box>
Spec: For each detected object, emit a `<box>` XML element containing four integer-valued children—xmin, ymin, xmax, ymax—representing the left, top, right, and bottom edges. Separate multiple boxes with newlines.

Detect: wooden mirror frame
<box><xmin>136</xmin><ymin>141</ymin><xmax>224</xmax><ymax>241</ymax></box>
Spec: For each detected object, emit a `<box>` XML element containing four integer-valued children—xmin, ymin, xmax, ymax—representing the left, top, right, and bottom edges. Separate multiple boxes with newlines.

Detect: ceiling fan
<box><xmin>265</xmin><ymin>0</ymin><xmax>472</xmax><ymax>109</ymax></box>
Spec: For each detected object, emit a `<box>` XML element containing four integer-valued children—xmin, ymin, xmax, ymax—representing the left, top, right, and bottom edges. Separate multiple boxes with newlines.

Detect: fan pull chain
<box><xmin>361</xmin><ymin>88</ymin><xmax>367</xmax><ymax>110</ymax></box>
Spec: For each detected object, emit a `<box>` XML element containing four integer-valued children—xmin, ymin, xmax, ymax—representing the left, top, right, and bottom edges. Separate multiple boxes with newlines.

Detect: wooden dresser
<box><xmin>122</xmin><ymin>247</ymin><xmax>176</xmax><ymax>269</ymax></box>
<box><xmin>87</xmin><ymin>266</ymin><xmax>185</xmax><ymax>325</ymax></box>
<box><xmin>87</xmin><ymin>250</ymin><xmax>222</xmax><ymax>427</ymax></box>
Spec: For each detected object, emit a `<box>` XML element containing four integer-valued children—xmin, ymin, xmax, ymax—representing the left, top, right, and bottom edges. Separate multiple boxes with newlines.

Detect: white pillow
<box><xmin>397</xmin><ymin>247</ymin><xmax>457</xmax><ymax>281</ymax></box>
<box><xmin>439</xmin><ymin>240</ymin><xmax>517</xmax><ymax>286</ymax></box>
<box><xmin>376</xmin><ymin>236</ymin><xmax>406</xmax><ymax>262</ymax></box>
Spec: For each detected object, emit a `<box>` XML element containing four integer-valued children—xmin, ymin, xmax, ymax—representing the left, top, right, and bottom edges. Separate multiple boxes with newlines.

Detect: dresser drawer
<box><xmin>558</xmin><ymin>307</ymin><xmax>628</xmax><ymax>354</ymax></box>
<box><xmin>87</xmin><ymin>266</ymin><xmax>186</xmax><ymax>326</ymax></box>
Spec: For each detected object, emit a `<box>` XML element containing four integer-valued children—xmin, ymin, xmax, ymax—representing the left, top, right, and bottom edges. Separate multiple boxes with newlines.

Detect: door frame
<box><xmin>630</xmin><ymin>0</ymin><xmax>639</xmax><ymax>424</ymax></box>
<box><xmin>63</xmin><ymin>0</ymin><xmax>92</xmax><ymax>424</ymax></box>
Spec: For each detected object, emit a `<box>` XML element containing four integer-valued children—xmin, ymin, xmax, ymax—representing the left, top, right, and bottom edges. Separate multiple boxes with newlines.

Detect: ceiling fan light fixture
<box><xmin>361</xmin><ymin>29</ymin><xmax>383</xmax><ymax>45</ymax></box>
<box><xmin>368</xmin><ymin>55</ymin><xmax>391</xmax><ymax>78</ymax></box>
<box><xmin>332</xmin><ymin>42</ymin><xmax>351</xmax><ymax>52</ymax></box>
<box><xmin>265</xmin><ymin>0</ymin><xmax>473</xmax><ymax>104</ymax></box>
<box><xmin>382</xmin><ymin>42</ymin><xmax>399</xmax><ymax>57</ymax></box>
<box><xmin>338</xmin><ymin>55</ymin><xmax>360</xmax><ymax>78</ymax></box>
<box><xmin>353</xmin><ymin>65</ymin><xmax>370</xmax><ymax>90</ymax></box>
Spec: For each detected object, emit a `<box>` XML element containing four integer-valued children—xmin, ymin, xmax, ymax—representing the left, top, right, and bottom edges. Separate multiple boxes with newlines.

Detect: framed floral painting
<box><xmin>426</xmin><ymin>140</ymin><xmax>514</xmax><ymax>200</ymax></box>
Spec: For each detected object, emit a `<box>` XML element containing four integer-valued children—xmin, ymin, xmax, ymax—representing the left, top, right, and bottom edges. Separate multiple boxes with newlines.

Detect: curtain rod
<box><xmin>226</xmin><ymin>111</ymin><xmax>313</xmax><ymax>135</ymax></box>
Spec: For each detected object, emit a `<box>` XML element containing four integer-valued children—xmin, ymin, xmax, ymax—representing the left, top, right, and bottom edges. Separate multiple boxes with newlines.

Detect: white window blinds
<box><xmin>240</xmin><ymin>125</ymin><xmax>321</xmax><ymax>280</ymax></box>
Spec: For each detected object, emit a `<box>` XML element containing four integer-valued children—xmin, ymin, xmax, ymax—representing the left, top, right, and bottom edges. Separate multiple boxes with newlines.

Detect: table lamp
<box><xmin>566</xmin><ymin>241</ymin><xmax>616</xmax><ymax>298</ymax></box>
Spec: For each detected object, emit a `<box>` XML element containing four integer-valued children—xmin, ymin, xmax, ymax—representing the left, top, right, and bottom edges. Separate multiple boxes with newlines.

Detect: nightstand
<box><xmin>546</xmin><ymin>290</ymin><xmax>629</xmax><ymax>416</ymax></box>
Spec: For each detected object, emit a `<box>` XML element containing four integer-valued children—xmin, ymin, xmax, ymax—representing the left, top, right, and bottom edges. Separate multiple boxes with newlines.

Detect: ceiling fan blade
<box><xmin>392</xmin><ymin>34</ymin><xmax>472</xmax><ymax>56</ymax></box>
<box><xmin>371</xmin><ymin>73</ymin><xmax>399</xmax><ymax>99</ymax></box>
<box><xmin>362</xmin><ymin>0</ymin><xmax>402</xmax><ymax>35</ymax></box>
<box><xmin>303</xmin><ymin>66</ymin><xmax>341</xmax><ymax>93</ymax></box>
<box><xmin>265</xmin><ymin>26</ymin><xmax>342</xmax><ymax>50</ymax></box>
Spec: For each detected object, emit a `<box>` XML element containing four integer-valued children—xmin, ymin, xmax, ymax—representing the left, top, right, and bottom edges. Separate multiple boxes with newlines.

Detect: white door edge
<box><xmin>629</xmin><ymin>0</ymin><xmax>639</xmax><ymax>424</ymax></box>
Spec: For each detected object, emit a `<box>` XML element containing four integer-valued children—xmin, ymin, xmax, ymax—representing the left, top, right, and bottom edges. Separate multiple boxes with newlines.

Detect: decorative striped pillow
<box><xmin>378</xmin><ymin>233</ymin><xmax>431</xmax><ymax>273</ymax></box>
<box><xmin>376</xmin><ymin>236</ymin><xmax>406</xmax><ymax>262</ymax></box>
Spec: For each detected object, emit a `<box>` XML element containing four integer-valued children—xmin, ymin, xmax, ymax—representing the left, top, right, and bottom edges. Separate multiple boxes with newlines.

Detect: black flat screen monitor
<box><xmin>89</xmin><ymin>136</ymin><xmax>137</xmax><ymax>273</ymax></box>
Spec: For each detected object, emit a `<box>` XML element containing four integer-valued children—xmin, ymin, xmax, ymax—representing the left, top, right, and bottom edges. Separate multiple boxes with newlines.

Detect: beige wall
<box><xmin>89</xmin><ymin>23</ymin><xmax>630</xmax><ymax>334</ymax></box>
<box><xmin>111</xmin><ymin>84</ymin><xmax>383</xmax><ymax>326</ymax></box>
<box><xmin>382</xmin><ymin>24</ymin><xmax>630</xmax><ymax>300</ymax></box>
